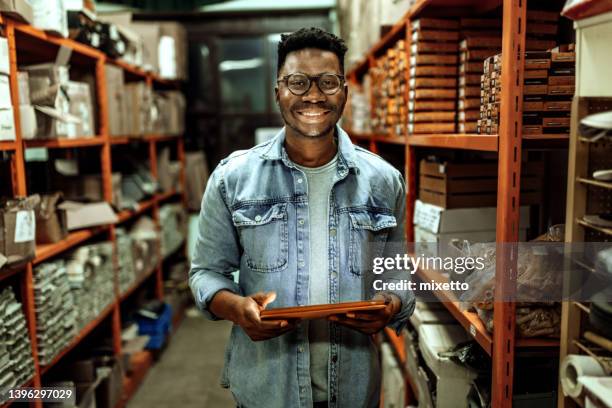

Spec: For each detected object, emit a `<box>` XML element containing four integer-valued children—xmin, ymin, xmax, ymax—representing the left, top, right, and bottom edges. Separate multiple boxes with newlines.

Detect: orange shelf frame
<box><xmin>0</xmin><ymin>141</ymin><xmax>16</xmax><ymax>151</ymax></box>
<box><xmin>117</xmin><ymin>198</ymin><xmax>157</xmax><ymax>223</ymax></box>
<box><xmin>33</xmin><ymin>227</ymin><xmax>109</xmax><ymax>265</ymax></box>
<box><xmin>24</xmin><ymin>137</ymin><xmax>105</xmax><ymax>149</ymax></box>
<box><xmin>408</xmin><ymin>134</ymin><xmax>499</xmax><ymax>151</ymax></box>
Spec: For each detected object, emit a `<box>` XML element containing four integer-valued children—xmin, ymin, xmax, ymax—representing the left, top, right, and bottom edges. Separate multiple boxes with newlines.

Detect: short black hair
<box><xmin>277</xmin><ymin>27</ymin><xmax>348</xmax><ymax>76</ymax></box>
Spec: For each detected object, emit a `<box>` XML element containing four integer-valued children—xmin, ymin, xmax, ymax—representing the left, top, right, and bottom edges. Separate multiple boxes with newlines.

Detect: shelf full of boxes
<box><xmin>0</xmin><ymin>2</ymin><xmax>191</xmax><ymax>408</ymax></box>
<box><xmin>343</xmin><ymin>0</ymin><xmax>576</xmax><ymax>407</ymax></box>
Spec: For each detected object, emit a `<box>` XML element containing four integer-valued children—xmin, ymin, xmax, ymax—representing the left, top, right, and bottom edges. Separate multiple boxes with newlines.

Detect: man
<box><xmin>190</xmin><ymin>27</ymin><xmax>414</xmax><ymax>408</ymax></box>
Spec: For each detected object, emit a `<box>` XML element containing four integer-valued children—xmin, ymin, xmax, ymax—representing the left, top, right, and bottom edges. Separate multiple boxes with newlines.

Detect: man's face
<box><xmin>275</xmin><ymin>48</ymin><xmax>347</xmax><ymax>138</ymax></box>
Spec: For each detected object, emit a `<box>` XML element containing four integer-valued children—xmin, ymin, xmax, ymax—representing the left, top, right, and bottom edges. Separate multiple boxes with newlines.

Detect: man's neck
<box><xmin>284</xmin><ymin>127</ymin><xmax>338</xmax><ymax>168</ymax></box>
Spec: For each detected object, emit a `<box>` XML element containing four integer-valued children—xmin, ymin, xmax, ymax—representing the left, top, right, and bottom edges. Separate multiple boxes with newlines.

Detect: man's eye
<box><xmin>290</xmin><ymin>80</ymin><xmax>306</xmax><ymax>87</ymax></box>
<box><xmin>321</xmin><ymin>80</ymin><xmax>334</xmax><ymax>87</ymax></box>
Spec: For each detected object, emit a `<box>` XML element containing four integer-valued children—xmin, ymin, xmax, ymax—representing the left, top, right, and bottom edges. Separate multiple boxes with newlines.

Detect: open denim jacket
<box><xmin>189</xmin><ymin>126</ymin><xmax>414</xmax><ymax>408</ymax></box>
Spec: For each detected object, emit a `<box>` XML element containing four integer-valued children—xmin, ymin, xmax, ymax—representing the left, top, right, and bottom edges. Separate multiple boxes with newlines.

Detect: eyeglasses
<box><xmin>277</xmin><ymin>73</ymin><xmax>345</xmax><ymax>96</ymax></box>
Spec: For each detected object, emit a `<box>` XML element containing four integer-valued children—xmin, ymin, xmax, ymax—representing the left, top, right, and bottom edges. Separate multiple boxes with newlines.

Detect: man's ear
<box><xmin>274</xmin><ymin>86</ymin><xmax>279</xmax><ymax>105</ymax></box>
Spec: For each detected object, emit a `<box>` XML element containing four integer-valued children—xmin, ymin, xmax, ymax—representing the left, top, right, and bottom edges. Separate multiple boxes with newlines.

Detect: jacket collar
<box><xmin>259</xmin><ymin>125</ymin><xmax>357</xmax><ymax>170</ymax></box>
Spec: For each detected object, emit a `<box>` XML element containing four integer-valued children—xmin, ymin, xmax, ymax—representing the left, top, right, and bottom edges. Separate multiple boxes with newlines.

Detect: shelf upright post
<box><xmin>6</xmin><ymin>19</ymin><xmax>43</xmax><ymax>401</ymax></box>
<box><xmin>404</xmin><ymin>19</ymin><xmax>415</xmax><ymax>243</ymax></box>
<box><xmin>493</xmin><ymin>0</ymin><xmax>527</xmax><ymax>406</ymax></box>
<box><xmin>146</xmin><ymin>75</ymin><xmax>164</xmax><ymax>301</ymax></box>
<box><xmin>95</xmin><ymin>55</ymin><xmax>122</xmax><ymax>356</ymax></box>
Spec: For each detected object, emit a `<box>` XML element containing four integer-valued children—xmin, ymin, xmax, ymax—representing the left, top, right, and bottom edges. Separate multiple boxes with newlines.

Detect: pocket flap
<box><xmin>349</xmin><ymin>210</ymin><xmax>397</xmax><ymax>231</ymax></box>
<box><xmin>232</xmin><ymin>203</ymin><xmax>287</xmax><ymax>227</ymax></box>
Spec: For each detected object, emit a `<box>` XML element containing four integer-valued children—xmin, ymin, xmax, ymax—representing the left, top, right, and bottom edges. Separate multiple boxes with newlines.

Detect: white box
<box><xmin>19</xmin><ymin>105</ymin><xmax>37</xmax><ymax>140</ymax></box>
<box><xmin>575</xmin><ymin>11</ymin><xmax>612</xmax><ymax>97</ymax></box>
<box><xmin>418</xmin><ymin>324</ymin><xmax>477</xmax><ymax>408</ymax></box>
<box><xmin>413</xmin><ymin>199</ymin><xmax>531</xmax><ymax>234</ymax></box>
<box><xmin>0</xmin><ymin>74</ymin><xmax>11</xmax><ymax>109</ymax></box>
<box><xmin>0</xmin><ymin>37</ymin><xmax>9</xmax><ymax>76</ymax></box>
<box><xmin>0</xmin><ymin>107</ymin><xmax>16</xmax><ymax>141</ymax></box>
<box><xmin>30</xmin><ymin>0</ymin><xmax>68</xmax><ymax>37</ymax></box>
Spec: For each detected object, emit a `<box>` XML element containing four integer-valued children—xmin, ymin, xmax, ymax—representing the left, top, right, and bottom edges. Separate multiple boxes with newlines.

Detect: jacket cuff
<box><xmin>191</xmin><ymin>271</ymin><xmax>240</xmax><ymax>320</ymax></box>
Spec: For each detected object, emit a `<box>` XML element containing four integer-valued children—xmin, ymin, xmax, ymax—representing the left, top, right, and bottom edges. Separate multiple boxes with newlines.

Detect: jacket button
<box><xmin>298</xmin><ymin>219</ymin><xmax>305</xmax><ymax>225</ymax></box>
<box><xmin>329</xmin><ymin>228</ymin><xmax>336</xmax><ymax>236</ymax></box>
<box><xmin>297</xmin><ymin>178</ymin><xmax>303</xmax><ymax>184</ymax></box>
<box><xmin>254</xmin><ymin>215</ymin><xmax>262</xmax><ymax>222</ymax></box>
<box><xmin>298</xmin><ymin>346</ymin><xmax>304</xmax><ymax>353</ymax></box>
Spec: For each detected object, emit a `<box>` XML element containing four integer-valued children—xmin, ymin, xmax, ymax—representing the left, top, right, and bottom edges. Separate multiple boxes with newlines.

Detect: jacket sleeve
<box><xmin>189</xmin><ymin>164</ymin><xmax>242</xmax><ymax>320</ymax></box>
<box><xmin>377</xmin><ymin>170</ymin><xmax>415</xmax><ymax>334</ymax></box>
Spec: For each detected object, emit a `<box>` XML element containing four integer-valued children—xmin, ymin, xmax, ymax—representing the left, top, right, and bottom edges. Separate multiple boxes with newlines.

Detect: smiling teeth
<box><xmin>300</xmin><ymin>112</ymin><xmax>325</xmax><ymax>116</ymax></box>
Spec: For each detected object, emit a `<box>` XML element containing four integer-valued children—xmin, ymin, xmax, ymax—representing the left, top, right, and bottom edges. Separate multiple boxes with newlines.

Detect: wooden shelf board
<box><xmin>24</xmin><ymin>137</ymin><xmax>105</xmax><ymax>149</ymax></box>
<box><xmin>119</xmin><ymin>266</ymin><xmax>158</xmax><ymax>302</ymax></box>
<box><xmin>577</xmin><ymin>218</ymin><xmax>612</xmax><ymax>236</ymax></box>
<box><xmin>110</xmin><ymin>59</ymin><xmax>148</xmax><ymax>78</ymax></box>
<box><xmin>12</xmin><ymin>21</ymin><xmax>104</xmax><ymax>60</ymax></box>
<box><xmin>371</xmin><ymin>15</ymin><xmax>409</xmax><ymax>57</ymax></box>
<box><xmin>0</xmin><ymin>141</ymin><xmax>16</xmax><ymax>151</ymax></box>
<box><xmin>408</xmin><ymin>134</ymin><xmax>499</xmax><ymax>151</ymax></box>
<box><xmin>34</xmin><ymin>227</ymin><xmax>108</xmax><ymax>265</ymax></box>
<box><xmin>577</xmin><ymin>177</ymin><xmax>612</xmax><ymax>190</ymax></box>
<box><xmin>415</xmin><ymin>265</ymin><xmax>493</xmax><ymax>355</ymax></box>
<box><xmin>0</xmin><ymin>263</ymin><xmax>26</xmax><ymax>283</ymax></box>
<box><xmin>157</xmin><ymin>189</ymin><xmax>179</xmax><ymax>203</ymax></box>
<box><xmin>40</xmin><ymin>302</ymin><xmax>115</xmax><ymax>375</ymax></box>
<box><xmin>117</xmin><ymin>199</ymin><xmax>156</xmax><ymax>223</ymax></box>
<box><xmin>348</xmin><ymin>130</ymin><xmax>406</xmax><ymax>145</ymax></box>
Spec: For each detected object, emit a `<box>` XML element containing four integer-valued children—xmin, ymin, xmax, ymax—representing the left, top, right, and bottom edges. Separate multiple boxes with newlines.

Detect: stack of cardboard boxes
<box><xmin>457</xmin><ymin>18</ymin><xmax>502</xmax><ymax>134</ymax></box>
<box><xmin>370</xmin><ymin>40</ymin><xmax>408</xmax><ymax>136</ymax></box>
<box><xmin>478</xmin><ymin>49</ymin><xmax>575</xmax><ymax>136</ymax></box>
<box><xmin>408</xmin><ymin>18</ymin><xmax>459</xmax><ymax>134</ymax></box>
<box><xmin>0</xmin><ymin>287</ymin><xmax>35</xmax><ymax>400</ymax></box>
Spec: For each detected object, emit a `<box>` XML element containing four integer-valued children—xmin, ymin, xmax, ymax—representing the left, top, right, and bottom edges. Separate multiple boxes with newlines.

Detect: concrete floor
<box><xmin>128</xmin><ymin>309</ymin><xmax>235</xmax><ymax>408</ymax></box>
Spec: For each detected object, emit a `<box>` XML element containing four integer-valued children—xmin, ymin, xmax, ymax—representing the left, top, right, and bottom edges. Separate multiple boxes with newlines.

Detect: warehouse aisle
<box><xmin>128</xmin><ymin>309</ymin><xmax>234</xmax><ymax>408</ymax></box>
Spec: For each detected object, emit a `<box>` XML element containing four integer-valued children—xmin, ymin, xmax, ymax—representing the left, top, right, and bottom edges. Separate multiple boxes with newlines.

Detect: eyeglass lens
<box><xmin>287</xmin><ymin>73</ymin><xmax>341</xmax><ymax>95</ymax></box>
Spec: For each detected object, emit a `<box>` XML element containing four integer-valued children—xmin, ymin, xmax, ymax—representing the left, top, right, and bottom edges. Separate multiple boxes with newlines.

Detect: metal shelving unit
<box><xmin>346</xmin><ymin>1</ymin><xmax>568</xmax><ymax>406</ymax></box>
<box><xmin>0</xmin><ymin>14</ymin><xmax>188</xmax><ymax>408</ymax></box>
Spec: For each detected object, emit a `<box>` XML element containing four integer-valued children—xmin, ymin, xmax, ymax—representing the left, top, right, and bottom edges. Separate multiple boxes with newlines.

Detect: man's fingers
<box><xmin>251</xmin><ymin>291</ymin><xmax>277</xmax><ymax>309</ymax></box>
<box><xmin>258</xmin><ymin>319</ymin><xmax>289</xmax><ymax>330</ymax></box>
<box><xmin>344</xmin><ymin>312</ymin><xmax>386</xmax><ymax>321</ymax></box>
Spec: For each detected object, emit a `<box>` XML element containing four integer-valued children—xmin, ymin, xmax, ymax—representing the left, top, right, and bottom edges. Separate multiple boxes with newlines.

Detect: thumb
<box><xmin>251</xmin><ymin>291</ymin><xmax>277</xmax><ymax>309</ymax></box>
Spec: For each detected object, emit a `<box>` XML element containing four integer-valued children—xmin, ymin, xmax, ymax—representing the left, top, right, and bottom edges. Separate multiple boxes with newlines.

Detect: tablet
<box><xmin>260</xmin><ymin>300</ymin><xmax>387</xmax><ymax>320</ymax></box>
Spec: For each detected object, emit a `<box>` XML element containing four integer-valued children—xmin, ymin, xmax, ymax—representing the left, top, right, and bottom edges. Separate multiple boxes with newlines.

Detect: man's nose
<box><xmin>301</xmin><ymin>81</ymin><xmax>326</xmax><ymax>103</ymax></box>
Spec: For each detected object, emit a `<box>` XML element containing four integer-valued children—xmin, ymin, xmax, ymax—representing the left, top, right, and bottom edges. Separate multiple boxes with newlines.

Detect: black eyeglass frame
<box><xmin>277</xmin><ymin>72</ymin><xmax>346</xmax><ymax>96</ymax></box>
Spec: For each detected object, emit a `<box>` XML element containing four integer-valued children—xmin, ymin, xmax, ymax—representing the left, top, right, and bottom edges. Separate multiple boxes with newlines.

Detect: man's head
<box><xmin>276</xmin><ymin>27</ymin><xmax>348</xmax><ymax>139</ymax></box>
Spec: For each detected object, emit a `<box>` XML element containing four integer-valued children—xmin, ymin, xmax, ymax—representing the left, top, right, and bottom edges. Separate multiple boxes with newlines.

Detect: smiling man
<box><xmin>189</xmin><ymin>27</ymin><xmax>414</xmax><ymax>408</ymax></box>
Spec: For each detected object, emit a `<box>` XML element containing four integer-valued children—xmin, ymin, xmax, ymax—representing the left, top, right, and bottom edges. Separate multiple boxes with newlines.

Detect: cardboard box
<box><xmin>58</xmin><ymin>201</ymin><xmax>118</xmax><ymax>231</ymax></box>
<box><xmin>30</xmin><ymin>0</ymin><xmax>68</xmax><ymax>37</ymax></box>
<box><xmin>35</xmin><ymin>192</ymin><xmax>68</xmax><ymax>244</ymax></box>
<box><xmin>0</xmin><ymin>196</ymin><xmax>38</xmax><ymax>265</ymax></box>
<box><xmin>0</xmin><ymin>107</ymin><xmax>16</xmax><ymax>141</ymax></box>
<box><xmin>159</xmin><ymin>22</ymin><xmax>187</xmax><ymax>80</ymax></box>
<box><xmin>129</xmin><ymin>23</ymin><xmax>161</xmax><ymax>73</ymax></box>
<box><xmin>124</xmin><ymin>82</ymin><xmax>152</xmax><ymax>135</ymax></box>
<box><xmin>0</xmin><ymin>75</ymin><xmax>11</xmax><ymax>109</ymax></box>
<box><xmin>414</xmin><ymin>199</ymin><xmax>530</xmax><ymax>234</ymax></box>
<box><xmin>65</xmin><ymin>81</ymin><xmax>95</xmax><ymax>136</ymax></box>
<box><xmin>0</xmin><ymin>37</ymin><xmax>9</xmax><ymax>76</ymax></box>
<box><xmin>104</xmin><ymin>64</ymin><xmax>126</xmax><ymax>136</ymax></box>
<box><xmin>0</xmin><ymin>0</ymin><xmax>34</xmax><ymax>23</ymax></box>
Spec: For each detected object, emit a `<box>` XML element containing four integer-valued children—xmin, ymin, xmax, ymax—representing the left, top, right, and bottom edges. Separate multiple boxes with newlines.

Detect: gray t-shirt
<box><xmin>295</xmin><ymin>153</ymin><xmax>338</xmax><ymax>403</ymax></box>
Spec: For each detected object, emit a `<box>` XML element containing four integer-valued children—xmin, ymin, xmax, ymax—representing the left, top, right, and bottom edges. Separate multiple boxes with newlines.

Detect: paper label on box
<box><xmin>14</xmin><ymin>211</ymin><xmax>36</xmax><ymax>243</ymax></box>
<box><xmin>413</xmin><ymin>200</ymin><xmax>442</xmax><ymax>233</ymax></box>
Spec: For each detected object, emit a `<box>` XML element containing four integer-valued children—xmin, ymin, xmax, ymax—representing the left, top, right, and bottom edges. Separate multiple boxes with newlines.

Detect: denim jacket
<box><xmin>189</xmin><ymin>126</ymin><xmax>414</xmax><ymax>408</ymax></box>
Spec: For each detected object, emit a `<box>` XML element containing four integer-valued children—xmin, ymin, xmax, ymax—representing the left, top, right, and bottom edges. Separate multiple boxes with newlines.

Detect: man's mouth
<box><xmin>295</xmin><ymin>110</ymin><xmax>331</xmax><ymax>119</ymax></box>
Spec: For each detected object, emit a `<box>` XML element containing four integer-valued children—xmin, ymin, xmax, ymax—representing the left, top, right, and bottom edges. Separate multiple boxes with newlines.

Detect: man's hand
<box><xmin>327</xmin><ymin>294</ymin><xmax>401</xmax><ymax>335</ymax></box>
<box><xmin>210</xmin><ymin>290</ymin><xmax>299</xmax><ymax>342</ymax></box>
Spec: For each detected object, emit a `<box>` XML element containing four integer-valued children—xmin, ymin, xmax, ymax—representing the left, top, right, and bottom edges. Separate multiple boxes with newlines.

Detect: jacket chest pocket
<box><xmin>232</xmin><ymin>203</ymin><xmax>289</xmax><ymax>273</ymax></box>
<box><xmin>348</xmin><ymin>209</ymin><xmax>397</xmax><ymax>276</ymax></box>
